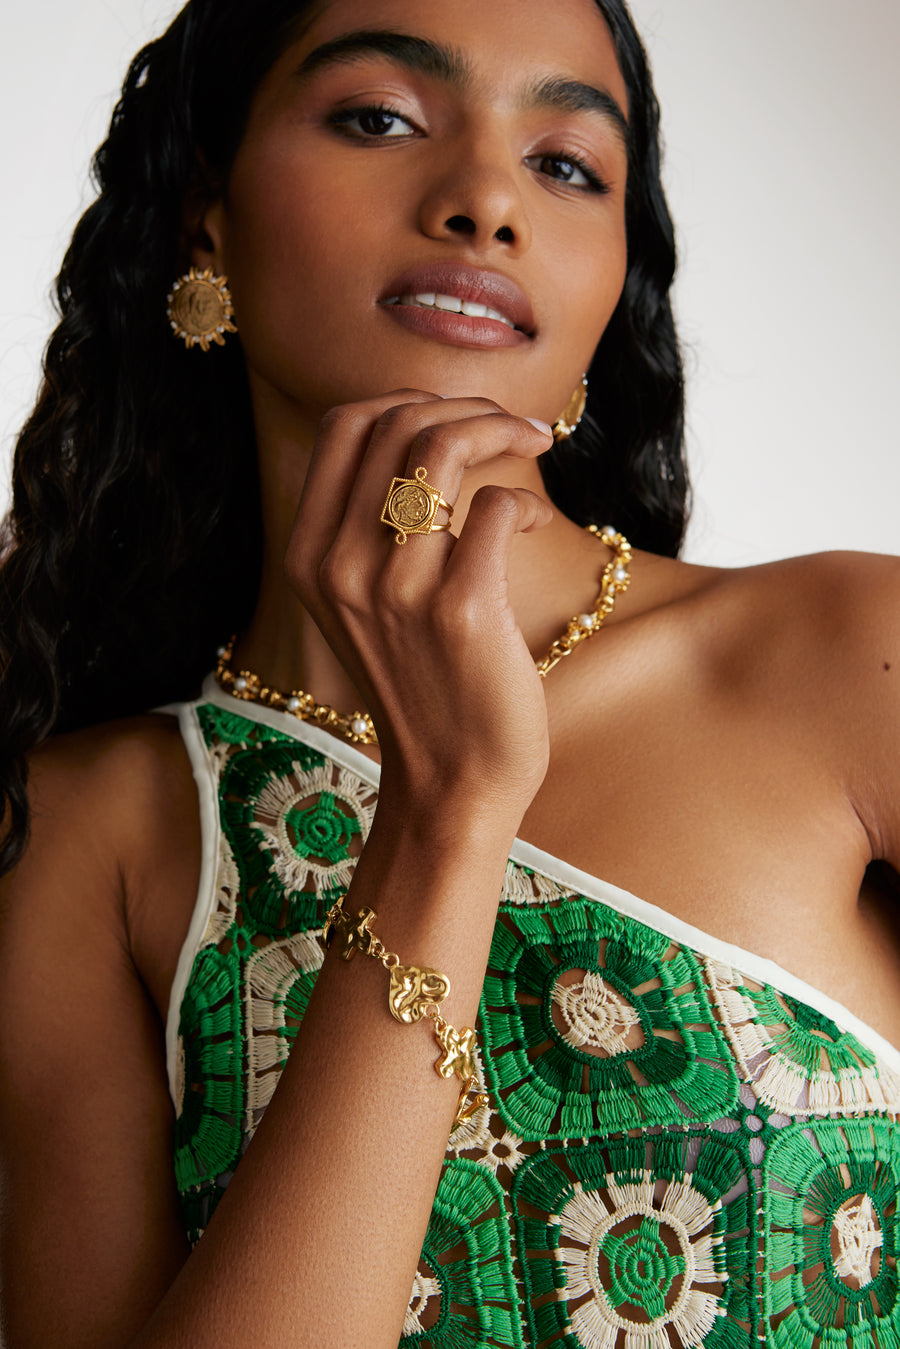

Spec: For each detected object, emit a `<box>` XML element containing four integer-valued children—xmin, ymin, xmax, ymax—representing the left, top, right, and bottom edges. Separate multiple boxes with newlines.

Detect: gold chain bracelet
<box><xmin>323</xmin><ymin>896</ymin><xmax>488</xmax><ymax>1130</ymax></box>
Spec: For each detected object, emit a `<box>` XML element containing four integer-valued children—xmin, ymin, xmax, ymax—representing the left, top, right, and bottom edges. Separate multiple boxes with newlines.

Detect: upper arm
<box><xmin>827</xmin><ymin>552</ymin><xmax>900</xmax><ymax>874</ymax></box>
<box><xmin>0</xmin><ymin>728</ymin><xmax>191</xmax><ymax>1349</ymax></box>
<box><xmin>873</xmin><ymin>635</ymin><xmax>900</xmax><ymax>875</ymax></box>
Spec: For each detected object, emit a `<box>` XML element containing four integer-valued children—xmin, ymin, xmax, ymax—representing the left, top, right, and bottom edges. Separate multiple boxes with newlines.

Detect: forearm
<box><xmin>132</xmin><ymin>793</ymin><xmax>519</xmax><ymax>1348</ymax></box>
<box><xmin>134</xmin><ymin>391</ymin><xmax>554</xmax><ymax>1346</ymax></box>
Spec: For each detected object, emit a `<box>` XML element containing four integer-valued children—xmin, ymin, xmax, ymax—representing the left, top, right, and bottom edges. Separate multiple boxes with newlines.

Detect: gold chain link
<box><xmin>534</xmin><ymin>525</ymin><xmax>633</xmax><ymax>677</ymax></box>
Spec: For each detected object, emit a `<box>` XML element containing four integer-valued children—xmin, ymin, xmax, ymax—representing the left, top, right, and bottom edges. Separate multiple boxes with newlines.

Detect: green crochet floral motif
<box><xmin>763</xmin><ymin>1117</ymin><xmax>900</xmax><ymax>1347</ymax></box>
<box><xmin>245</xmin><ymin>932</ymin><xmax>323</xmax><ymax>1063</ymax></box>
<box><xmin>401</xmin><ymin>1159</ymin><xmax>523</xmax><ymax>1348</ymax></box>
<box><xmin>480</xmin><ymin>899</ymin><xmax>738</xmax><ymax>1139</ymax></box>
<box><xmin>749</xmin><ymin>984</ymin><xmax>877</xmax><ymax>1077</ymax></box>
<box><xmin>174</xmin><ymin>941</ymin><xmax>245</xmax><ymax>1194</ymax></box>
<box><xmin>198</xmin><ymin>702</ymin><xmax>286</xmax><ymax>748</ymax></box>
<box><xmin>213</xmin><ymin>736</ymin><xmax>369</xmax><ymax>936</ymax></box>
<box><xmin>600</xmin><ymin>1215</ymin><xmax>686</xmax><ymax>1320</ymax></box>
<box><xmin>514</xmin><ymin>1132</ymin><xmax>755</xmax><ymax>1347</ymax></box>
<box><xmin>285</xmin><ymin>791</ymin><xmax>362</xmax><ymax>865</ymax></box>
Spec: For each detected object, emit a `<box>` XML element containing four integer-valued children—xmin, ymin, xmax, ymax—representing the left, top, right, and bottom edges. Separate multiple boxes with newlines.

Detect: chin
<box><xmin>344</xmin><ymin>360</ymin><xmax>551</xmax><ymax>419</ymax></box>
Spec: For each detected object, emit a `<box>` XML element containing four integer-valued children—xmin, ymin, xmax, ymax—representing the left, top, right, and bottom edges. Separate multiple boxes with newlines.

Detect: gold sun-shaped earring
<box><xmin>166</xmin><ymin>266</ymin><xmax>238</xmax><ymax>351</ymax></box>
<box><xmin>552</xmin><ymin>375</ymin><xmax>588</xmax><ymax>441</ymax></box>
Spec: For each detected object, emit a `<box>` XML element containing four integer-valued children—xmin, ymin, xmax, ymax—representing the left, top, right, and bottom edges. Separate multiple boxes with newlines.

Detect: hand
<box><xmin>285</xmin><ymin>390</ymin><xmax>555</xmax><ymax>816</ymax></box>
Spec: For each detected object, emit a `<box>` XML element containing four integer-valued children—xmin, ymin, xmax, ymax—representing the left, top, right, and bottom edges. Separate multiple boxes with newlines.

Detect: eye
<box><xmin>329</xmin><ymin>104</ymin><xmax>417</xmax><ymax>139</ymax></box>
<box><xmin>528</xmin><ymin>153</ymin><xmax>609</xmax><ymax>194</ymax></box>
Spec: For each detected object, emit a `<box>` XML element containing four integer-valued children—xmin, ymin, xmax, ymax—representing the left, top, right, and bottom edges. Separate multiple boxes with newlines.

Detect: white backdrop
<box><xmin>1</xmin><ymin>1</ymin><xmax>897</xmax><ymax>565</ymax></box>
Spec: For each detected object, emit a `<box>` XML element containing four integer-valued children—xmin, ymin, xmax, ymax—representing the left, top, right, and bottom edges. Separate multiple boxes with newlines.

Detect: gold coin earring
<box><xmin>166</xmin><ymin>266</ymin><xmax>238</xmax><ymax>351</ymax></box>
<box><xmin>551</xmin><ymin>375</ymin><xmax>588</xmax><ymax>442</ymax></box>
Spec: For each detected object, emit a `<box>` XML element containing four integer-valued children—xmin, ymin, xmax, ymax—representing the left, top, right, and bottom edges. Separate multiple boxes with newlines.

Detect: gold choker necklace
<box><xmin>215</xmin><ymin>524</ymin><xmax>632</xmax><ymax>745</ymax></box>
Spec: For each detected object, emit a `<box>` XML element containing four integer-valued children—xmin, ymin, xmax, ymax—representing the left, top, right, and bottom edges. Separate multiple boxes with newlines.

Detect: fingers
<box><xmin>293</xmin><ymin>390</ymin><xmax>440</xmax><ymax>565</ymax></box>
<box><xmin>441</xmin><ymin>484</ymin><xmax>553</xmax><ymax>597</ymax></box>
<box><xmin>289</xmin><ymin>392</ymin><xmax>553</xmax><ymax>599</ymax></box>
<box><xmin>346</xmin><ymin>400</ymin><xmax>552</xmax><ymax>544</ymax></box>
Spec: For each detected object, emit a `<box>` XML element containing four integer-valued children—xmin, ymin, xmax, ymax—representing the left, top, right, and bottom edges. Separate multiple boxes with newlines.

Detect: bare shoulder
<box><xmin>27</xmin><ymin>710</ymin><xmax>195</xmax><ymax>843</ymax></box>
<box><xmin>6</xmin><ymin>710</ymin><xmax>202</xmax><ymax>1016</ymax></box>
<box><xmin>756</xmin><ymin>546</ymin><xmax>900</xmax><ymax>630</ymax></box>
<box><xmin>707</xmin><ymin>549</ymin><xmax>900</xmax><ymax>863</ymax></box>
<box><xmin>22</xmin><ymin>710</ymin><xmax>196</xmax><ymax>892</ymax></box>
<box><xmin>651</xmin><ymin>546</ymin><xmax>900</xmax><ymax>659</ymax></box>
<box><xmin>0</xmin><ymin>706</ymin><xmax>197</xmax><ymax>1029</ymax></box>
<box><xmin>625</xmin><ymin>546</ymin><xmax>900</xmax><ymax>807</ymax></box>
<box><xmin>712</xmin><ymin>548</ymin><xmax>900</xmax><ymax>675</ymax></box>
<box><xmin>7</xmin><ymin>717</ymin><xmax>194</xmax><ymax>917</ymax></box>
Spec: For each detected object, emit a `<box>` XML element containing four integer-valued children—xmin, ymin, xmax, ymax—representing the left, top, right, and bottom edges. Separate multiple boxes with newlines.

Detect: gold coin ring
<box><xmin>380</xmin><ymin>466</ymin><xmax>454</xmax><ymax>544</ymax></box>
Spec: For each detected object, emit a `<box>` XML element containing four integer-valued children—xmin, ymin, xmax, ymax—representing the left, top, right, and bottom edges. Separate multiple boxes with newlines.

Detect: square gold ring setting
<box><xmin>380</xmin><ymin>466</ymin><xmax>454</xmax><ymax>545</ymax></box>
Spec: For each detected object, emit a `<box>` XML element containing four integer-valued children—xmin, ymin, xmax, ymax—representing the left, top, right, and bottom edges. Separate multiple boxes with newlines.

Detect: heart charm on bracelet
<box><xmin>388</xmin><ymin>962</ymin><xmax>452</xmax><ymax>1023</ymax></box>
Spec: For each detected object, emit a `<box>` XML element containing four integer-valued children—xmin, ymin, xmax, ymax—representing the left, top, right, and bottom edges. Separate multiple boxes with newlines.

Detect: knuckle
<box><xmin>374</xmin><ymin>401</ymin><xmax>424</xmax><ymax>436</ymax></box>
<box><xmin>385</xmin><ymin>387</ymin><xmax>437</xmax><ymax>401</ymax></box>
<box><xmin>409</xmin><ymin>422</ymin><xmax>463</xmax><ymax>461</ymax></box>
<box><xmin>371</xmin><ymin>564</ymin><xmax>421</xmax><ymax>615</ymax></box>
<box><xmin>317</xmin><ymin>403</ymin><xmax>359</xmax><ymax>439</ymax></box>
<box><xmin>434</xmin><ymin>585</ymin><xmax>482</xmax><ymax>636</ymax></box>
<box><xmin>317</xmin><ymin>548</ymin><xmax>361</xmax><ymax>609</ymax></box>
<box><xmin>472</xmin><ymin>483</ymin><xmax>519</xmax><ymax>522</ymax></box>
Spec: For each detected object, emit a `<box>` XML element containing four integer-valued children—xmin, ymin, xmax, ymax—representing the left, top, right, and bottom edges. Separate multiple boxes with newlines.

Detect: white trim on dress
<box><xmin>162</xmin><ymin>701</ymin><xmax>222</xmax><ymax>1103</ymax></box>
<box><xmin>160</xmin><ymin>674</ymin><xmax>900</xmax><ymax>1100</ymax></box>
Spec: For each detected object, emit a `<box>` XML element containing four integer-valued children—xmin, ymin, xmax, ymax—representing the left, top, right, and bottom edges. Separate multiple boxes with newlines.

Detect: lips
<box><xmin>379</xmin><ymin>264</ymin><xmax>536</xmax><ymax>338</ymax></box>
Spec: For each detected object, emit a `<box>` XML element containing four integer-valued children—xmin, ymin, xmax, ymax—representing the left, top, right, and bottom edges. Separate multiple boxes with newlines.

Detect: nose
<box><xmin>417</xmin><ymin>130</ymin><xmax>532</xmax><ymax>254</ymax></box>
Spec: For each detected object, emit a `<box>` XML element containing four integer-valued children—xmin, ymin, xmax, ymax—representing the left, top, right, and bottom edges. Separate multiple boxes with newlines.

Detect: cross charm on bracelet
<box><xmin>324</xmin><ymin>898</ymin><xmax>376</xmax><ymax>961</ymax></box>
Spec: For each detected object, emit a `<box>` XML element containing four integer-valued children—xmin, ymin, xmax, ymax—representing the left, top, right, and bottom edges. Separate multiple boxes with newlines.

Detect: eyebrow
<box><xmin>293</xmin><ymin>29</ymin><xmax>629</xmax><ymax>144</ymax></box>
<box><xmin>294</xmin><ymin>30</ymin><xmax>470</xmax><ymax>89</ymax></box>
<box><xmin>523</xmin><ymin>76</ymin><xmax>628</xmax><ymax>146</ymax></box>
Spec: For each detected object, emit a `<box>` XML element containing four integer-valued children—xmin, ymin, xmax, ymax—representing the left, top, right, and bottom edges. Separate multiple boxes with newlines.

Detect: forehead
<box><xmin>285</xmin><ymin>0</ymin><xmax>627</xmax><ymax>110</ymax></box>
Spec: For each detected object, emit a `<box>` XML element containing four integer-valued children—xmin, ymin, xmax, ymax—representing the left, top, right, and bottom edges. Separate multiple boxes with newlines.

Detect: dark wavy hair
<box><xmin>0</xmin><ymin>0</ymin><xmax>685</xmax><ymax>875</ymax></box>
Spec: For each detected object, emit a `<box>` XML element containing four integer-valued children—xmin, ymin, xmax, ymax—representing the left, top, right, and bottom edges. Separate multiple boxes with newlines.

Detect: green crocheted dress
<box><xmin>166</xmin><ymin>682</ymin><xmax>900</xmax><ymax>1348</ymax></box>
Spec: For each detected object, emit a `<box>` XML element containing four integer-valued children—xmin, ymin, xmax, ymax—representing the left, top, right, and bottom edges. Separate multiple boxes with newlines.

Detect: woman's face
<box><xmin>206</xmin><ymin>0</ymin><xmax>629</xmax><ymax>433</ymax></box>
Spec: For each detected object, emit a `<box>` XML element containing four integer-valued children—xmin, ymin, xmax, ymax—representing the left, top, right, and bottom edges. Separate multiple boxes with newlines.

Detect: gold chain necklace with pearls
<box><xmin>215</xmin><ymin>524</ymin><xmax>632</xmax><ymax>745</ymax></box>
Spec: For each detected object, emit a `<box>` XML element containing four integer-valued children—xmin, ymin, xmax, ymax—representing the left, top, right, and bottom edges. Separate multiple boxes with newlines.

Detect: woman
<box><xmin>1</xmin><ymin>0</ymin><xmax>899</xmax><ymax>1345</ymax></box>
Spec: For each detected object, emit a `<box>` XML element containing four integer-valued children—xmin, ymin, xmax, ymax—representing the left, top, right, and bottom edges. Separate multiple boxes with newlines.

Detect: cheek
<box><xmin>219</xmin><ymin>152</ymin><xmax>377</xmax><ymax>394</ymax></box>
<box><xmin>223</xmin><ymin>151</ymin><xmax>347</xmax><ymax>303</ymax></box>
<box><xmin>585</xmin><ymin>214</ymin><xmax>628</xmax><ymax>330</ymax></box>
<box><xmin>550</xmin><ymin>215</ymin><xmax>628</xmax><ymax>373</ymax></box>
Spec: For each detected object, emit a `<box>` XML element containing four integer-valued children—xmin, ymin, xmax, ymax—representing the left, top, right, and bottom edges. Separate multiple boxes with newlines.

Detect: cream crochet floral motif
<box><xmin>254</xmin><ymin>761</ymin><xmax>377</xmax><ymax>894</ymax></box>
<box><xmin>555</xmin><ymin>1169</ymin><xmax>724</xmax><ymax>1349</ymax></box>
<box><xmin>831</xmin><ymin>1194</ymin><xmax>883</xmax><ymax>1287</ymax></box>
<box><xmin>402</xmin><ymin>1268</ymin><xmax>442</xmax><ymax>1337</ymax></box>
<box><xmin>552</xmin><ymin>970</ymin><xmax>644</xmax><ymax>1055</ymax></box>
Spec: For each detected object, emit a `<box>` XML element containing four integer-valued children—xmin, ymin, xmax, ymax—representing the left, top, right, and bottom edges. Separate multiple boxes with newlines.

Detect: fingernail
<box><xmin>524</xmin><ymin>418</ymin><xmax>554</xmax><ymax>437</ymax></box>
